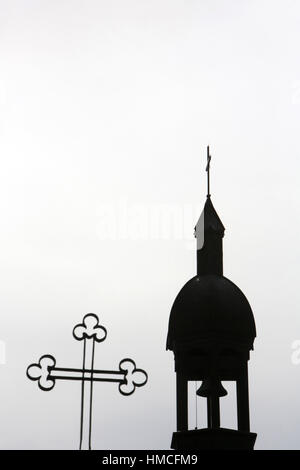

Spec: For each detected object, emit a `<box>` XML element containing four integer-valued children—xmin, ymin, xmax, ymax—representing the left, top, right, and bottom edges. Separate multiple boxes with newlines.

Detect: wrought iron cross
<box><xmin>26</xmin><ymin>313</ymin><xmax>148</xmax><ymax>450</ymax></box>
<box><xmin>206</xmin><ymin>145</ymin><xmax>211</xmax><ymax>198</ymax></box>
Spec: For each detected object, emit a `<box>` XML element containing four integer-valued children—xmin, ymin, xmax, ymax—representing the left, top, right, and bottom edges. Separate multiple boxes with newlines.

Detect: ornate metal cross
<box><xmin>26</xmin><ymin>313</ymin><xmax>148</xmax><ymax>450</ymax></box>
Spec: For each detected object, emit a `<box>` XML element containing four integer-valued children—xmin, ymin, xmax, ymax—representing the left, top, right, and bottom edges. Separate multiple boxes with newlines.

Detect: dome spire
<box><xmin>194</xmin><ymin>147</ymin><xmax>225</xmax><ymax>275</ymax></box>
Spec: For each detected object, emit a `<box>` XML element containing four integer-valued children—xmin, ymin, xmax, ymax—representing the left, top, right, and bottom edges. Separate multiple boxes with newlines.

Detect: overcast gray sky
<box><xmin>0</xmin><ymin>0</ymin><xmax>300</xmax><ymax>449</ymax></box>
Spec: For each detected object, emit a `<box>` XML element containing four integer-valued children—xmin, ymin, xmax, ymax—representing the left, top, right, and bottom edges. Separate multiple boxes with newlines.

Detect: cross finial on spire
<box><xmin>206</xmin><ymin>145</ymin><xmax>211</xmax><ymax>198</ymax></box>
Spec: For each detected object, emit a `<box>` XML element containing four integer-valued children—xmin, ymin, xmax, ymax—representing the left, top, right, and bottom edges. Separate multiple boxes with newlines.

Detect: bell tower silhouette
<box><xmin>166</xmin><ymin>147</ymin><xmax>257</xmax><ymax>450</ymax></box>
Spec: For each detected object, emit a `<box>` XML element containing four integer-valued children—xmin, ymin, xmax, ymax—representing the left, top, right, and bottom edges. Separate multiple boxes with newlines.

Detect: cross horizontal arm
<box><xmin>27</xmin><ymin>355</ymin><xmax>148</xmax><ymax>395</ymax></box>
<box><xmin>54</xmin><ymin>366</ymin><xmax>124</xmax><ymax>375</ymax></box>
<box><xmin>51</xmin><ymin>367</ymin><xmax>125</xmax><ymax>383</ymax></box>
<box><xmin>51</xmin><ymin>376</ymin><xmax>124</xmax><ymax>383</ymax></box>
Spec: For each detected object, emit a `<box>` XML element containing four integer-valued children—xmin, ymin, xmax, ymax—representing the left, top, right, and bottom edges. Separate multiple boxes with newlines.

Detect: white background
<box><xmin>0</xmin><ymin>0</ymin><xmax>299</xmax><ymax>449</ymax></box>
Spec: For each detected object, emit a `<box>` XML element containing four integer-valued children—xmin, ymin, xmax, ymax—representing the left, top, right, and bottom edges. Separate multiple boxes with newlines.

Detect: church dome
<box><xmin>167</xmin><ymin>274</ymin><xmax>256</xmax><ymax>352</ymax></box>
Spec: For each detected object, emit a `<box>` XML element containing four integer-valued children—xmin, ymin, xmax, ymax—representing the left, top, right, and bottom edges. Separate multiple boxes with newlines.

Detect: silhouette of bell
<box><xmin>196</xmin><ymin>378</ymin><xmax>228</xmax><ymax>398</ymax></box>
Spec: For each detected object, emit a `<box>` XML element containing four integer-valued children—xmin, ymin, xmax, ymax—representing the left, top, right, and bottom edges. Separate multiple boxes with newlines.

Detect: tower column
<box><xmin>236</xmin><ymin>364</ymin><xmax>250</xmax><ymax>432</ymax></box>
<box><xmin>208</xmin><ymin>395</ymin><xmax>220</xmax><ymax>428</ymax></box>
<box><xmin>176</xmin><ymin>373</ymin><xmax>188</xmax><ymax>431</ymax></box>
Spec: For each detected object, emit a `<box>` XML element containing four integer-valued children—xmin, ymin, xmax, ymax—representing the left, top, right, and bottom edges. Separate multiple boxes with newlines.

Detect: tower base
<box><xmin>171</xmin><ymin>428</ymin><xmax>257</xmax><ymax>450</ymax></box>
